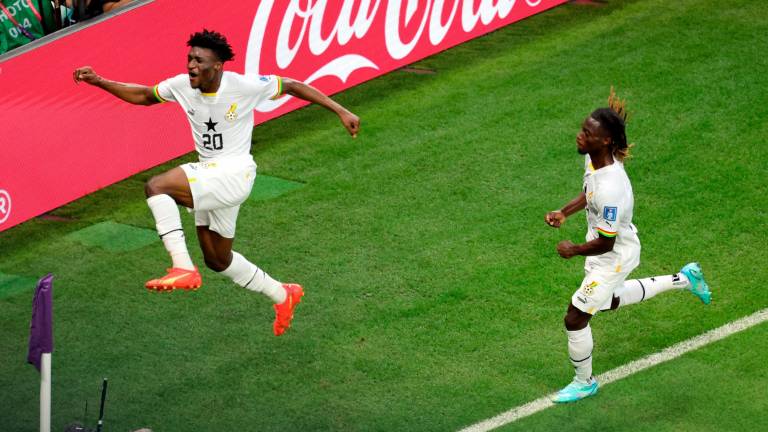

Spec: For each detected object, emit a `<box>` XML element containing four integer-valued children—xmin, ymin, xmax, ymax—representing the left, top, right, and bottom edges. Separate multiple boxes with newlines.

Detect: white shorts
<box><xmin>180</xmin><ymin>157</ymin><xmax>256</xmax><ymax>238</ymax></box>
<box><xmin>572</xmin><ymin>256</ymin><xmax>640</xmax><ymax>315</ymax></box>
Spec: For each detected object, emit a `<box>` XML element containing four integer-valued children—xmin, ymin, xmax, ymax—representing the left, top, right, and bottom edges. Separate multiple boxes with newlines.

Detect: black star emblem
<box><xmin>204</xmin><ymin>117</ymin><xmax>218</xmax><ymax>132</ymax></box>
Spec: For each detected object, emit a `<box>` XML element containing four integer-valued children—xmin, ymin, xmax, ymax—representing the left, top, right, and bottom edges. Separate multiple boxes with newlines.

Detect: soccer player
<box><xmin>544</xmin><ymin>92</ymin><xmax>711</xmax><ymax>402</ymax></box>
<box><xmin>73</xmin><ymin>29</ymin><xmax>360</xmax><ymax>336</ymax></box>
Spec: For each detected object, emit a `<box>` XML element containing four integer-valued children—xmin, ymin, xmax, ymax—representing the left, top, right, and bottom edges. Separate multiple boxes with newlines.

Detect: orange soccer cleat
<box><xmin>145</xmin><ymin>267</ymin><xmax>202</xmax><ymax>292</ymax></box>
<box><xmin>273</xmin><ymin>283</ymin><xmax>304</xmax><ymax>336</ymax></box>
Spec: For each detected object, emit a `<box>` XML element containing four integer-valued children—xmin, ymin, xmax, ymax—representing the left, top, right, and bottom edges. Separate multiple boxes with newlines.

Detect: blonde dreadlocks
<box><xmin>590</xmin><ymin>87</ymin><xmax>634</xmax><ymax>161</ymax></box>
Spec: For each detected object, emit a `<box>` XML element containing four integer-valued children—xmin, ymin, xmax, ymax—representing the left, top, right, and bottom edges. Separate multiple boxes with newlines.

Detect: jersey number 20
<box><xmin>203</xmin><ymin>133</ymin><xmax>223</xmax><ymax>150</ymax></box>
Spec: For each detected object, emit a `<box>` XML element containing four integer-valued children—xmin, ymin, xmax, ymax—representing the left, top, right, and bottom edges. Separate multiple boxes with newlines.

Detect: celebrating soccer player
<box><xmin>74</xmin><ymin>29</ymin><xmax>360</xmax><ymax>336</ymax></box>
<box><xmin>544</xmin><ymin>90</ymin><xmax>711</xmax><ymax>402</ymax></box>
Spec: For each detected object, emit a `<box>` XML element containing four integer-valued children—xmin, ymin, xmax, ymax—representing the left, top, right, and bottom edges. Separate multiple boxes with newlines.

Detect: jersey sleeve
<box><xmin>593</xmin><ymin>184</ymin><xmax>623</xmax><ymax>238</ymax></box>
<box><xmin>154</xmin><ymin>74</ymin><xmax>187</xmax><ymax>103</ymax></box>
<box><xmin>244</xmin><ymin>74</ymin><xmax>283</xmax><ymax>103</ymax></box>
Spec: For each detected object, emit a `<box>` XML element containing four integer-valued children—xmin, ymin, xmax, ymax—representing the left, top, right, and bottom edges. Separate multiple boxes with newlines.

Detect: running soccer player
<box><xmin>73</xmin><ymin>29</ymin><xmax>360</xmax><ymax>336</ymax></box>
<box><xmin>544</xmin><ymin>92</ymin><xmax>711</xmax><ymax>402</ymax></box>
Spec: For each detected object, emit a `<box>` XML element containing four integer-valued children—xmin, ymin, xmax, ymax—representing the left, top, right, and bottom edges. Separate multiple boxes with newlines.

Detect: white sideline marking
<box><xmin>459</xmin><ymin>308</ymin><xmax>768</xmax><ymax>432</ymax></box>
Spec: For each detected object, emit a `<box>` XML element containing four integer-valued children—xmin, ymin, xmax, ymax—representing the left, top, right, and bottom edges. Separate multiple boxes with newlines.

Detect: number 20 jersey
<box><xmin>155</xmin><ymin>71</ymin><xmax>282</xmax><ymax>161</ymax></box>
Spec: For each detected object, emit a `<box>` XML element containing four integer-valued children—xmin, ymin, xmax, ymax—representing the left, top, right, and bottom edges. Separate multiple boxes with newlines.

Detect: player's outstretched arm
<box><xmin>73</xmin><ymin>66</ymin><xmax>158</xmax><ymax>106</ymax></box>
<box><xmin>282</xmin><ymin>78</ymin><xmax>360</xmax><ymax>137</ymax></box>
<box><xmin>545</xmin><ymin>192</ymin><xmax>587</xmax><ymax>228</ymax></box>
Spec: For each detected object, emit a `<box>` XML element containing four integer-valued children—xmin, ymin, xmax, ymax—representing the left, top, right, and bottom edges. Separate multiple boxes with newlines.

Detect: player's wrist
<box><xmin>93</xmin><ymin>76</ymin><xmax>107</xmax><ymax>88</ymax></box>
<box><xmin>333</xmin><ymin>105</ymin><xmax>350</xmax><ymax>117</ymax></box>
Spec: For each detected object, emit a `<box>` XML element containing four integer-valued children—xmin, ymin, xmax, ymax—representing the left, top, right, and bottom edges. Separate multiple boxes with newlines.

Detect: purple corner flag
<box><xmin>28</xmin><ymin>273</ymin><xmax>54</xmax><ymax>371</ymax></box>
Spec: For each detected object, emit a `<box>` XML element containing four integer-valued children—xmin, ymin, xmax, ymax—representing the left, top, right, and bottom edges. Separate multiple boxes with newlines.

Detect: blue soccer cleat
<box><xmin>681</xmin><ymin>262</ymin><xmax>711</xmax><ymax>305</ymax></box>
<box><xmin>552</xmin><ymin>377</ymin><xmax>598</xmax><ymax>403</ymax></box>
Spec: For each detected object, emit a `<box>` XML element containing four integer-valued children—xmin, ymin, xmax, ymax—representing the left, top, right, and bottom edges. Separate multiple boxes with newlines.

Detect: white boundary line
<box><xmin>459</xmin><ymin>308</ymin><xmax>768</xmax><ymax>432</ymax></box>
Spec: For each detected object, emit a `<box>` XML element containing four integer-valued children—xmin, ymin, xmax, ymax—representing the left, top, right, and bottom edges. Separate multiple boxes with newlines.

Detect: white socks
<box><xmin>147</xmin><ymin>194</ymin><xmax>286</xmax><ymax>305</ymax></box>
<box><xmin>615</xmin><ymin>273</ymin><xmax>691</xmax><ymax>308</ymax></box>
<box><xmin>567</xmin><ymin>325</ymin><xmax>593</xmax><ymax>384</ymax></box>
<box><xmin>147</xmin><ymin>194</ymin><xmax>195</xmax><ymax>271</ymax></box>
<box><xmin>221</xmin><ymin>252</ymin><xmax>286</xmax><ymax>303</ymax></box>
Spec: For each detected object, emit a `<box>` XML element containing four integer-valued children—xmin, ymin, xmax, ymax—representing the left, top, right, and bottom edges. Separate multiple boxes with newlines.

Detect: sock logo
<box><xmin>0</xmin><ymin>189</ymin><xmax>11</xmax><ymax>225</ymax></box>
<box><xmin>672</xmin><ymin>273</ymin><xmax>687</xmax><ymax>287</ymax></box>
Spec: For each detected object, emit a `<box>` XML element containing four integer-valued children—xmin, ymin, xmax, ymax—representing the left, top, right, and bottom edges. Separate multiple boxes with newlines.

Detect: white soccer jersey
<box><xmin>154</xmin><ymin>71</ymin><xmax>282</xmax><ymax>161</ymax></box>
<box><xmin>583</xmin><ymin>155</ymin><xmax>641</xmax><ymax>271</ymax></box>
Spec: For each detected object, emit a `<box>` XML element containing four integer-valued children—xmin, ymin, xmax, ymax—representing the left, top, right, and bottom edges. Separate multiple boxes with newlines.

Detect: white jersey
<box><xmin>583</xmin><ymin>155</ymin><xmax>641</xmax><ymax>271</ymax></box>
<box><xmin>154</xmin><ymin>71</ymin><xmax>282</xmax><ymax>161</ymax></box>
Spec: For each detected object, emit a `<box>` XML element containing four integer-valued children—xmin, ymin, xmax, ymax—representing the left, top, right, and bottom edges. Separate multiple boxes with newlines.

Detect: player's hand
<box><xmin>340</xmin><ymin>111</ymin><xmax>360</xmax><ymax>138</ymax></box>
<box><xmin>73</xmin><ymin>66</ymin><xmax>101</xmax><ymax>85</ymax></box>
<box><xmin>545</xmin><ymin>210</ymin><xmax>566</xmax><ymax>228</ymax></box>
<box><xmin>556</xmin><ymin>240</ymin><xmax>578</xmax><ymax>259</ymax></box>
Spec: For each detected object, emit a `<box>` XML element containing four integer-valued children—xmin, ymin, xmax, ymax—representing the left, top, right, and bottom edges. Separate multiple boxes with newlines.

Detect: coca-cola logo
<box><xmin>246</xmin><ymin>0</ymin><xmax>557</xmax><ymax>112</ymax></box>
<box><xmin>0</xmin><ymin>189</ymin><xmax>11</xmax><ymax>224</ymax></box>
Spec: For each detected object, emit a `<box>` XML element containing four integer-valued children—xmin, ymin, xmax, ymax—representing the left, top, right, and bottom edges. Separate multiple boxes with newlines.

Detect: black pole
<box><xmin>76</xmin><ymin>0</ymin><xmax>85</xmax><ymax>22</ymax></box>
<box><xmin>95</xmin><ymin>378</ymin><xmax>108</xmax><ymax>432</ymax></box>
<box><xmin>51</xmin><ymin>0</ymin><xmax>62</xmax><ymax>30</ymax></box>
<box><xmin>35</xmin><ymin>0</ymin><xmax>51</xmax><ymax>34</ymax></box>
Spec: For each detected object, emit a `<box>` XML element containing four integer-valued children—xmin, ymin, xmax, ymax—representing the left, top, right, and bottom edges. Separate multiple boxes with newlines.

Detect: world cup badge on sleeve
<box><xmin>603</xmin><ymin>206</ymin><xmax>617</xmax><ymax>222</ymax></box>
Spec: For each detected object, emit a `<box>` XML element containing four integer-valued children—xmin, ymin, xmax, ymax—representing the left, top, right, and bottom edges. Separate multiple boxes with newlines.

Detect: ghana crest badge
<box><xmin>225</xmin><ymin>103</ymin><xmax>238</xmax><ymax>122</ymax></box>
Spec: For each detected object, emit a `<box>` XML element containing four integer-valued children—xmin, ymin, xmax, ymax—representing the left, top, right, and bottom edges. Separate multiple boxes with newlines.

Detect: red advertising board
<box><xmin>0</xmin><ymin>0</ymin><xmax>566</xmax><ymax>231</ymax></box>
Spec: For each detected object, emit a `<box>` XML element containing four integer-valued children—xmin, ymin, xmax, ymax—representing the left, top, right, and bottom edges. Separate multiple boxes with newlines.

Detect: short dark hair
<box><xmin>187</xmin><ymin>29</ymin><xmax>235</xmax><ymax>62</ymax></box>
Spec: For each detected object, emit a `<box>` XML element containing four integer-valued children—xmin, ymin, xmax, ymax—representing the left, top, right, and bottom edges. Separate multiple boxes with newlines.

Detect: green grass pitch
<box><xmin>1</xmin><ymin>0</ymin><xmax>767</xmax><ymax>430</ymax></box>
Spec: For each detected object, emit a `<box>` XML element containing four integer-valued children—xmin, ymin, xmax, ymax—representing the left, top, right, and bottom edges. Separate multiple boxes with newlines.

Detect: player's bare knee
<box><xmin>563</xmin><ymin>314</ymin><xmax>578</xmax><ymax>331</ymax></box>
<box><xmin>144</xmin><ymin>176</ymin><xmax>164</xmax><ymax>198</ymax></box>
<box><xmin>204</xmin><ymin>256</ymin><xmax>228</xmax><ymax>272</ymax></box>
<box><xmin>564</xmin><ymin>309</ymin><xmax>590</xmax><ymax>331</ymax></box>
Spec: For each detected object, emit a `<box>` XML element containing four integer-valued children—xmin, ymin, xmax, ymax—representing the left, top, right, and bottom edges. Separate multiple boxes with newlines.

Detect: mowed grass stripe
<box><xmin>249</xmin><ymin>174</ymin><xmax>305</xmax><ymax>202</ymax></box>
<box><xmin>65</xmin><ymin>221</ymin><xmax>157</xmax><ymax>252</ymax></box>
<box><xmin>0</xmin><ymin>272</ymin><xmax>38</xmax><ymax>299</ymax></box>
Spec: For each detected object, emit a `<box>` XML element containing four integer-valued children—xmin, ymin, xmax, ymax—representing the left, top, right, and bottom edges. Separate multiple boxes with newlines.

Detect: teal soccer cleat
<box><xmin>681</xmin><ymin>262</ymin><xmax>711</xmax><ymax>305</ymax></box>
<box><xmin>552</xmin><ymin>378</ymin><xmax>598</xmax><ymax>403</ymax></box>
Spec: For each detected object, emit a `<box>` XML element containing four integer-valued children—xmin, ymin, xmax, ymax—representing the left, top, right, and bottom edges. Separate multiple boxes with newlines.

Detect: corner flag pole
<box><xmin>27</xmin><ymin>274</ymin><xmax>54</xmax><ymax>432</ymax></box>
<box><xmin>40</xmin><ymin>353</ymin><xmax>52</xmax><ymax>432</ymax></box>
<box><xmin>95</xmin><ymin>378</ymin><xmax>108</xmax><ymax>432</ymax></box>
